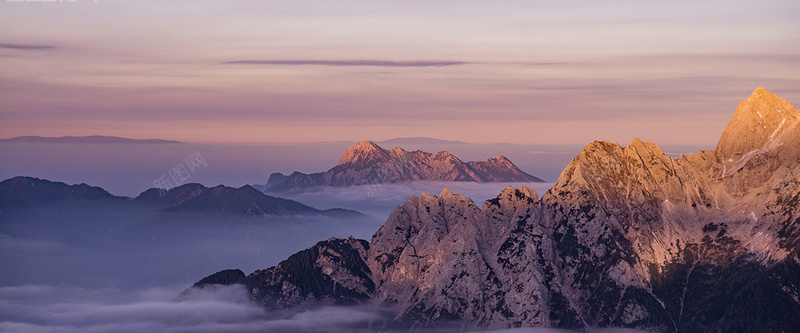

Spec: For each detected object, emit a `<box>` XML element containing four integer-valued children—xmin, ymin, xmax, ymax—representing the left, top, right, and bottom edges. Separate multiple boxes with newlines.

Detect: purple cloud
<box><xmin>224</xmin><ymin>59</ymin><xmax>469</xmax><ymax>67</ymax></box>
<box><xmin>0</xmin><ymin>285</ymin><xmax>386</xmax><ymax>333</ymax></box>
<box><xmin>0</xmin><ymin>43</ymin><xmax>57</xmax><ymax>50</ymax></box>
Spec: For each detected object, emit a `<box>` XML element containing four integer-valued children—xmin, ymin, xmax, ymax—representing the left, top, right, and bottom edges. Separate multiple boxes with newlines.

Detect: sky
<box><xmin>1</xmin><ymin>0</ymin><xmax>799</xmax><ymax>145</ymax></box>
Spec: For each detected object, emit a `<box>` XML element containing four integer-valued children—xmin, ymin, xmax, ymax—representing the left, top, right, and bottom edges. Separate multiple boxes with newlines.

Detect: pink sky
<box><xmin>1</xmin><ymin>0</ymin><xmax>798</xmax><ymax>145</ymax></box>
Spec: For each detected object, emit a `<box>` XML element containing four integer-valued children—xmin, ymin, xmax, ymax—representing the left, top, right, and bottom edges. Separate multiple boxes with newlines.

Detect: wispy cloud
<box><xmin>281</xmin><ymin>181</ymin><xmax>555</xmax><ymax>220</ymax></box>
<box><xmin>500</xmin><ymin>62</ymin><xmax>566</xmax><ymax>66</ymax></box>
<box><xmin>529</xmin><ymin>150</ymin><xmax>574</xmax><ymax>155</ymax></box>
<box><xmin>224</xmin><ymin>59</ymin><xmax>469</xmax><ymax>67</ymax></box>
<box><xmin>0</xmin><ymin>43</ymin><xmax>57</xmax><ymax>50</ymax></box>
<box><xmin>0</xmin><ymin>284</ymin><xmax>385</xmax><ymax>333</ymax></box>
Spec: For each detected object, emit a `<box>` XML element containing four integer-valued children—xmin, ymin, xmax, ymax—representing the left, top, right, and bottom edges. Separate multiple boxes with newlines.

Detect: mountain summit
<box><xmin>716</xmin><ymin>88</ymin><xmax>800</xmax><ymax>179</ymax></box>
<box><xmin>264</xmin><ymin>141</ymin><xmax>543</xmax><ymax>191</ymax></box>
<box><xmin>716</xmin><ymin>87</ymin><xmax>798</xmax><ymax>161</ymax></box>
<box><xmin>336</xmin><ymin>140</ymin><xmax>388</xmax><ymax>167</ymax></box>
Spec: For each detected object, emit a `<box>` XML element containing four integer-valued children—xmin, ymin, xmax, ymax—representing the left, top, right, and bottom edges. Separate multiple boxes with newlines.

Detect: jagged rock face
<box><xmin>468</xmin><ymin>155</ymin><xmax>542</xmax><ymax>182</ymax></box>
<box><xmin>368</xmin><ymin>189</ymin><xmax>498</xmax><ymax>325</ymax></box>
<box><xmin>195</xmin><ymin>88</ymin><xmax>800</xmax><ymax>332</ymax></box>
<box><xmin>246</xmin><ymin>237</ymin><xmax>374</xmax><ymax>308</ymax></box>
<box><xmin>716</xmin><ymin>87</ymin><xmax>800</xmax><ymax>196</ymax></box>
<box><xmin>264</xmin><ymin>141</ymin><xmax>543</xmax><ymax>191</ymax></box>
<box><xmin>541</xmin><ymin>139</ymin><xmax>722</xmax><ymax>330</ymax></box>
<box><xmin>364</xmin><ymin>186</ymin><xmax>592</xmax><ymax>328</ymax></box>
<box><xmin>535</xmin><ymin>88</ymin><xmax>800</xmax><ymax>331</ymax></box>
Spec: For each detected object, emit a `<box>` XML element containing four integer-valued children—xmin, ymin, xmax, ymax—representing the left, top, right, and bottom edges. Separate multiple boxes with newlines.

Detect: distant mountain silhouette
<box><xmin>263</xmin><ymin>141</ymin><xmax>543</xmax><ymax>192</ymax></box>
<box><xmin>136</xmin><ymin>183</ymin><xmax>358</xmax><ymax>218</ymax></box>
<box><xmin>0</xmin><ymin>176</ymin><xmax>365</xmax><ymax>220</ymax></box>
<box><xmin>0</xmin><ymin>135</ymin><xmax>183</xmax><ymax>144</ymax></box>
<box><xmin>0</xmin><ymin>176</ymin><xmax>122</xmax><ymax>203</ymax></box>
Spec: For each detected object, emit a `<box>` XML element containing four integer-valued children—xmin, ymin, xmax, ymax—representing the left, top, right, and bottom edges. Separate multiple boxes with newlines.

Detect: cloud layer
<box><xmin>224</xmin><ymin>59</ymin><xmax>469</xmax><ymax>67</ymax></box>
<box><xmin>0</xmin><ymin>175</ymin><xmax>657</xmax><ymax>333</ymax></box>
<box><xmin>0</xmin><ymin>43</ymin><xmax>57</xmax><ymax>50</ymax></box>
<box><xmin>281</xmin><ymin>181</ymin><xmax>556</xmax><ymax>220</ymax></box>
<box><xmin>0</xmin><ymin>285</ymin><xmax>383</xmax><ymax>333</ymax></box>
<box><xmin>0</xmin><ymin>284</ymin><xmax>654</xmax><ymax>333</ymax></box>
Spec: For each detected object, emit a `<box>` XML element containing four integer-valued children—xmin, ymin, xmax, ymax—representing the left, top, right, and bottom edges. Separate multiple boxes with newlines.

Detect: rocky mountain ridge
<box><xmin>262</xmin><ymin>141</ymin><xmax>543</xmax><ymax>192</ymax></box>
<box><xmin>196</xmin><ymin>88</ymin><xmax>800</xmax><ymax>332</ymax></box>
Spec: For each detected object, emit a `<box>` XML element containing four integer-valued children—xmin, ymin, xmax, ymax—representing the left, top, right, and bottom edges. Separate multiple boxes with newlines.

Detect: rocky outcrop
<box><xmin>265</xmin><ymin>172</ymin><xmax>288</xmax><ymax>187</ymax></box>
<box><xmin>195</xmin><ymin>88</ymin><xmax>800</xmax><ymax>332</ymax></box>
<box><xmin>716</xmin><ymin>87</ymin><xmax>799</xmax><ymax>175</ymax></box>
<box><xmin>193</xmin><ymin>269</ymin><xmax>247</xmax><ymax>288</ymax></box>
<box><xmin>263</xmin><ymin>141</ymin><xmax>543</xmax><ymax>191</ymax></box>
<box><xmin>245</xmin><ymin>237</ymin><xmax>374</xmax><ymax>308</ymax></box>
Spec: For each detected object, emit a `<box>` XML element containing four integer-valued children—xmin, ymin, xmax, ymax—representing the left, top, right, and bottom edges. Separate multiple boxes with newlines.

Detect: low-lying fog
<box><xmin>1</xmin><ymin>179</ymin><xmax>562</xmax><ymax>332</ymax></box>
<box><xmin>0</xmin><ymin>284</ymin><xmax>651</xmax><ymax>333</ymax></box>
<box><xmin>281</xmin><ymin>181</ymin><xmax>556</xmax><ymax>220</ymax></box>
<box><xmin>1</xmin><ymin>181</ymin><xmax>554</xmax><ymax>287</ymax></box>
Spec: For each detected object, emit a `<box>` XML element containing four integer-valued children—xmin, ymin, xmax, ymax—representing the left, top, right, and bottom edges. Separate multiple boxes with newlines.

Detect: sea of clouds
<box><xmin>0</xmin><ymin>181</ymin><xmax>661</xmax><ymax>332</ymax></box>
<box><xmin>0</xmin><ymin>284</ymin><xmax>652</xmax><ymax>333</ymax></box>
